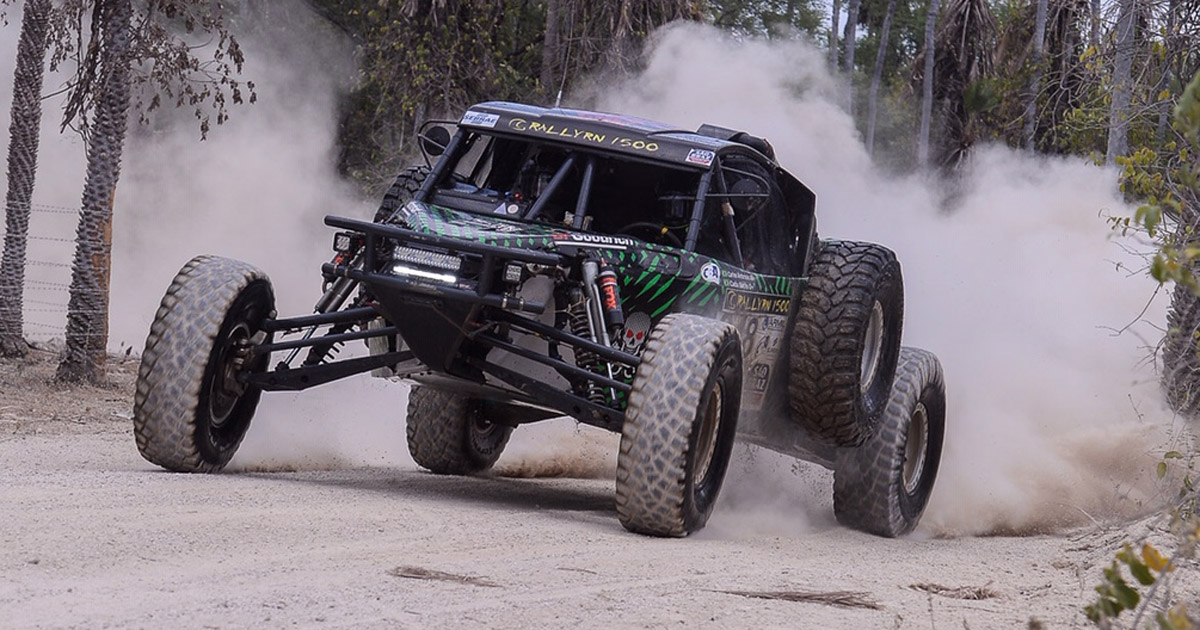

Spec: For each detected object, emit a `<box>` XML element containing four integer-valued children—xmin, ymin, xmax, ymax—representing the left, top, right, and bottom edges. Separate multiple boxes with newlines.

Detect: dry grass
<box><xmin>717</xmin><ymin>589</ymin><xmax>883</xmax><ymax>610</ymax></box>
<box><xmin>387</xmin><ymin>566</ymin><xmax>501</xmax><ymax>588</ymax></box>
<box><xmin>909</xmin><ymin>582</ymin><xmax>1001</xmax><ymax>600</ymax></box>
<box><xmin>0</xmin><ymin>346</ymin><xmax>137</xmax><ymax>437</ymax></box>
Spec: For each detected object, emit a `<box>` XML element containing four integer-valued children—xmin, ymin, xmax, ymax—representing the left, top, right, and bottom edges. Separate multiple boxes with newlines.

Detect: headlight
<box><xmin>390</xmin><ymin>263</ymin><xmax>457</xmax><ymax>285</ymax></box>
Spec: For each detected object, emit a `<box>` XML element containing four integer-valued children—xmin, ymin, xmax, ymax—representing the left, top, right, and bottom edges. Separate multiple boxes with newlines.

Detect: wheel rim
<box><xmin>860</xmin><ymin>300</ymin><xmax>885</xmax><ymax>393</ymax></box>
<box><xmin>209</xmin><ymin>321</ymin><xmax>252</xmax><ymax>427</ymax></box>
<box><xmin>469</xmin><ymin>411</ymin><xmax>506</xmax><ymax>457</ymax></box>
<box><xmin>694</xmin><ymin>382</ymin><xmax>723</xmax><ymax>485</ymax></box>
<box><xmin>903</xmin><ymin>403</ymin><xmax>929</xmax><ymax>494</ymax></box>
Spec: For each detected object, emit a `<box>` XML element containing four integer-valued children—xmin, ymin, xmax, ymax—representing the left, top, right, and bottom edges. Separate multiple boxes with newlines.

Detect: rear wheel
<box><xmin>789</xmin><ymin>240</ymin><xmax>903</xmax><ymax>446</ymax></box>
<box><xmin>833</xmin><ymin>347</ymin><xmax>945</xmax><ymax>537</ymax></box>
<box><xmin>406</xmin><ymin>386</ymin><xmax>512</xmax><ymax>474</ymax></box>
<box><xmin>133</xmin><ymin>256</ymin><xmax>274</xmax><ymax>472</ymax></box>
<box><xmin>616</xmin><ymin>314</ymin><xmax>742</xmax><ymax>537</ymax></box>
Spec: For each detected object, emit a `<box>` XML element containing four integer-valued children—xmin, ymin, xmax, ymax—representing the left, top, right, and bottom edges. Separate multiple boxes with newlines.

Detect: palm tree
<box><xmin>57</xmin><ymin>0</ymin><xmax>133</xmax><ymax>384</ymax></box>
<box><xmin>915</xmin><ymin>0</ymin><xmax>997</xmax><ymax>168</ymax></box>
<box><xmin>0</xmin><ymin>0</ymin><xmax>52</xmax><ymax>358</ymax></box>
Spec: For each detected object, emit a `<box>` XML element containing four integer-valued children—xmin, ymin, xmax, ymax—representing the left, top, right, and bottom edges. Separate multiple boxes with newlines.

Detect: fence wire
<box><xmin>0</xmin><ymin>202</ymin><xmax>112</xmax><ymax>340</ymax></box>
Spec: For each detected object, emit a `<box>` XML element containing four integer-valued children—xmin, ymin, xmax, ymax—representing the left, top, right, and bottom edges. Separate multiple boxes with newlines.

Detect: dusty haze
<box><xmin>0</xmin><ymin>11</ymin><xmax>1185</xmax><ymax>538</ymax></box>
<box><xmin>594</xmin><ymin>23</ymin><xmax>1182</xmax><ymax>536</ymax></box>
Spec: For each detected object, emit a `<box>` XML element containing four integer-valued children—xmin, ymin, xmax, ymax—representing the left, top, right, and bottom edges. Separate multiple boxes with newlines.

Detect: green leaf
<box><xmin>1159</xmin><ymin>461</ymin><xmax>1168</xmax><ymax>478</ymax></box>
<box><xmin>1128</xmin><ymin>558</ymin><xmax>1155</xmax><ymax>586</ymax></box>
<box><xmin>1165</xmin><ymin>451</ymin><xmax>1184</xmax><ymax>459</ymax></box>
<box><xmin>1113</xmin><ymin>578</ymin><xmax>1140</xmax><ymax>609</ymax></box>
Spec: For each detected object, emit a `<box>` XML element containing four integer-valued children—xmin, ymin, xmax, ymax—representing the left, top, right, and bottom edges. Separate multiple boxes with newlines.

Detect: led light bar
<box><xmin>392</xmin><ymin>245</ymin><xmax>461</xmax><ymax>272</ymax></box>
<box><xmin>391</xmin><ymin>263</ymin><xmax>457</xmax><ymax>285</ymax></box>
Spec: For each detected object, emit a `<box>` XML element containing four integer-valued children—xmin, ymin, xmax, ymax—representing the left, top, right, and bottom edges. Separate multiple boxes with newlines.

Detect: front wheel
<box><xmin>616</xmin><ymin>314</ymin><xmax>742</xmax><ymax>537</ymax></box>
<box><xmin>133</xmin><ymin>255</ymin><xmax>275</xmax><ymax>472</ymax></box>
<box><xmin>406</xmin><ymin>386</ymin><xmax>513</xmax><ymax>475</ymax></box>
<box><xmin>833</xmin><ymin>346</ymin><xmax>945</xmax><ymax>537</ymax></box>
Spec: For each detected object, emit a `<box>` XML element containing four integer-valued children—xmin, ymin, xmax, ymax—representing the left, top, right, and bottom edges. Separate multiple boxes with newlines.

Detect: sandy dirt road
<box><xmin>0</xmin><ymin>353</ymin><xmax>1179</xmax><ymax>629</ymax></box>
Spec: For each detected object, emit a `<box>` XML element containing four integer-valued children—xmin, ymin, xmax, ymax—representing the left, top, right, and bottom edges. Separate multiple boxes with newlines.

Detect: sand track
<box><xmin>3</xmin><ymin>352</ymin><xmax>1186</xmax><ymax>629</ymax></box>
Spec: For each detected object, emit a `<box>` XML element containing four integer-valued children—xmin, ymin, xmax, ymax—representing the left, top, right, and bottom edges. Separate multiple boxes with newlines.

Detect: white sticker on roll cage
<box><xmin>461</xmin><ymin>110</ymin><xmax>500</xmax><ymax>128</ymax></box>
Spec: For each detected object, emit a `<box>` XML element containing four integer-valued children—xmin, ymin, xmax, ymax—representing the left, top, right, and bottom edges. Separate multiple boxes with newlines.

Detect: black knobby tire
<box><xmin>133</xmin><ymin>255</ymin><xmax>275</xmax><ymax>472</ymax></box>
<box><xmin>1162</xmin><ymin>283</ymin><xmax>1200</xmax><ymax>416</ymax></box>
<box><xmin>374</xmin><ymin>165</ymin><xmax>430</xmax><ymax>223</ymax></box>
<box><xmin>833</xmin><ymin>346</ymin><xmax>945</xmax><ymax>537</ymax></box>
<box><xmin>789</xmin><ymin>240</ymin><xmax>904</xmax><ymax>447</ymax></box>
<box><xmin>615</xmin><ymin>314</ymin><xmax>743</xmax><ymax>537</ymax></box>
<box><xmin>406</xmin><ymin>386</ymin><xmax>513</xmax><ymax>475</ymax></box>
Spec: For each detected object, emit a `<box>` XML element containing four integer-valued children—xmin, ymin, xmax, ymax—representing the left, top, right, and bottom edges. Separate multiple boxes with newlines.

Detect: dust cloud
<box><xmin>595</xmin><ymin>22</ymin><xmax>1183</xmax><ymax>537</ymax></box>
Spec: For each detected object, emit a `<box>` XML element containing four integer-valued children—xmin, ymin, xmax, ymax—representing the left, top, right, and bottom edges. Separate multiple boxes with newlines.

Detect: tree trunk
<box><xmin>1106</xmin><ymin>0</ymin><xmax>1136</xmax><ymax>165</ymax></box>
<box><xmin>542</xmin><ymin>0</ymin><xmax>561</xmax><ymax>103</ymax></box>
<box><xmin>829</xmin><ymin>0</ymin><xmax>842</xmax><ymax>68</ymax></box>
<box><xmin>1022</xmin><ymin>0</ymin><xmax>1048</xmax><ymax>149</ymax></box>
<box><xmin>0</xmin><ymin>0</ymin><xmax>52</xmax><ymax>358</ymax></box>
<box><xmin>1156</xmin><ymin>0</ymin><xmax>1179</xmax><ymax>142</ymax></box>
<box><xmin>866</xmin><ymin>0</ymin><xmax>897</xmax><ymax>155</ymax></box>
<box><xmin>57</xmin><ymin>0</ymin><xmax>133</xmax><ymax>384</ymax></box>
<box><xmin>1089</xmin><ymin>0</ymin><xmax>1100</xmax><ymax>50</ymax></box>
<box><xmin>842</xmin><ymin>0</ymin><xmax>861</xmax><ymax>113</ymax></box>
<box><xmin>917</xmin><ymin>0</ymin><xmax>941</xmax><ymax>167</ymax></box>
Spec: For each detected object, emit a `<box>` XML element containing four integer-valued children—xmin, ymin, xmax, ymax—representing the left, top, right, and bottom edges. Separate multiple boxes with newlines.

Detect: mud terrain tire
<box><xmin>133</xmin><ymin>256</ymin><xmax>275</xmax><ymax>472</ymax></box>
<box><xmin>1162</xmin><ymin>283</ymin><xmax>1200</xmax><ymax>416</ymax></box>
<box><xmin>406</xmin><ymin>386</ymin><xmax>513</xmax><ymax>474</ymax></box>
<box><xmin>789</xmin><ymin>240</ymin><xmax>903</xmax><ymax>447</ymax></box>
<box><xmin>833</xmin><ymin>347</ymin><xmax>944</xmax><ymax>537</ymax></box>
<box><xmin>375</xmin><ymin>165</ymin><xmax>430</xmax><ymax>223</ymax></box>
<box><xmin>616</xmin><ymin>314</ymin><xmax>742</xmax><ymax>537</ymax></box>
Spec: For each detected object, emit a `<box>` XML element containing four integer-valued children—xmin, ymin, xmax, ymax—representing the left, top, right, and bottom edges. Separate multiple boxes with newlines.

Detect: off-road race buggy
<box><xmin>133</xmin><ymin>102</ymin><xmax>946</xmax><ymax>538</ymax></box>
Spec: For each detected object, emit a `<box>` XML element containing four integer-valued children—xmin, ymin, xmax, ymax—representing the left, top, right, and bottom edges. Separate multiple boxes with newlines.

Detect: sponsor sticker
<box><xmin>461</xmin><ymin>110</ymin><xmax>500</xmax><ymax>128</ymax></box>
<box><xmin>700</xmin><ymin>262</ymin><xmax>721</xmax><ymax>285</ymax></box>
<box><xmin>686</xmin><ymin>148</ymin><xmax>716</xmax><ymax>166</ymax></box>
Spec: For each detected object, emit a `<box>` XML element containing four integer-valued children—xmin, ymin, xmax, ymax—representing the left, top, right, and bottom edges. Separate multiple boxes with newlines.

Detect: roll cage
<box><xmin>410</xmin><ymin>121</ymin><xmax>816</xmax><ymax>277</ymax></box>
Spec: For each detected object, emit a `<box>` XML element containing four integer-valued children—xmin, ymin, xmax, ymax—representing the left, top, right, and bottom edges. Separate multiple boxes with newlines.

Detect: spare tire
<box><xmin>789</xmin><ymin>240</ymin><xmax>903</xmax><ymax>446</ymax></box>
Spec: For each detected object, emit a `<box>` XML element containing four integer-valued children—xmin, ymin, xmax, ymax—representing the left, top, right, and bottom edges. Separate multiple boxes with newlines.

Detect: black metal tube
<box><xmin>712</xmin><ymin>159</ymin><xmax>746</xmax><ymax>267</ymax></box>
<box><xmin>252</xmin><ymin>326</ymin><xmax>398</xmax><ymax>356</ymax></box>
<box><xmin>322</xmin><ymin>263</ymin><xmax>547</xmax><ymax>314</ymax></box>
<box><xmin>247</xmin><ymin>351</ymin><xmax>414</xmax><ymax>392</ymax></box>
<box><xmin>468</xmin><ymin>358</ymin><xmax>624</xmax><ymax>432</ymax></box>
<box><xmin>524</xmin><ymin>153</ymin><xmax>577</xmax><ymax>221</ymax></box>
<box><xmin>416</xmin><ymin>131</ymin><xmax>465</xmax><ymax>202</ymax></box>
<box><xmin>261</xmin><ymin>306</ymin><xmax>380</xmax><ymax>332</ymax></box>
<box><xmin>572</xmin><ymin>156</ymin><xmax>597</xmax><ymax>229</ymax></box>
<box><xmin>478</xmin><ymin>335</ymin><xmax>631</xmax><ymax>393</ymax></box>
<box><xmin>685</xmin><ymin>170</ymin><xmax>714</xmax><ymax>251</ymax></box>
<box><xmin>324</xmin><ymin>216</ymin><xmax>562</xmax><ymax>267</ymax></box>
<box><xmin>491</xmin><ymin>308</ymin><xmax>640</xmax><ymax>367</ymax></box>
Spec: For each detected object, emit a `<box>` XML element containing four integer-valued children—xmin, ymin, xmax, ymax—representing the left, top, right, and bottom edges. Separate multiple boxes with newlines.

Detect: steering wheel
<box><xmin>615</xmin><ymin>222</ymin><xmax>684</xmax><ymax>248</ymax></box>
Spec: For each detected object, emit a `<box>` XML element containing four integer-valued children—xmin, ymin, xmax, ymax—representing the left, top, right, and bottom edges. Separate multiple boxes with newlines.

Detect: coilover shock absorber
<box><xmin>566</xmin><ymin>287</ymin><xmax>604</xmax><ymax>403</ymax></box>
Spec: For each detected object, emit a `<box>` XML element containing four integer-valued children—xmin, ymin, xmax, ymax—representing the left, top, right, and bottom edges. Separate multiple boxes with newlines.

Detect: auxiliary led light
<box><xmin>391</xmin><ymin>263</ymin><xmax>457</xmax><ymax>285</ymax></box>
<box><xmin>392</xmin><ymin>246</ymin><xmax>460</xmax><ymax>272</ymax></box>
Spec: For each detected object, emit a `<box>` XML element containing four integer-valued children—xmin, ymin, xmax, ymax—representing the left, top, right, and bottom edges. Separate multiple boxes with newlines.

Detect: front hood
<box><xmin>393</xmin><ymin>200</ymin><xmax>658</xmax><ymax>256</ymax></box>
